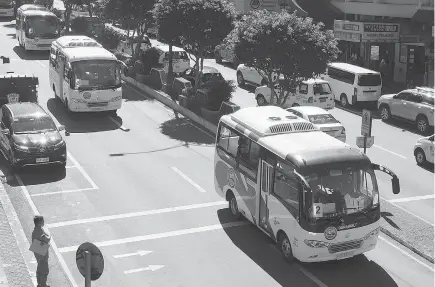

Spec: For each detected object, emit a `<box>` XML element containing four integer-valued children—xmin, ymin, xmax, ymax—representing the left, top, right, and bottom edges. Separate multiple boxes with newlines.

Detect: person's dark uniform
<box><xmin>32</xmin><ymin>215</ymin><xmax>51</xmax><ymax>287</ymax></box>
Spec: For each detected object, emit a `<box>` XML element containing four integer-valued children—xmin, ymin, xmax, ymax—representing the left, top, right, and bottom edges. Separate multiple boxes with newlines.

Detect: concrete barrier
<box><xmin>122</xmin><ymin>75</ymin><xmax>218</xmax><ymax>135</ymax></box>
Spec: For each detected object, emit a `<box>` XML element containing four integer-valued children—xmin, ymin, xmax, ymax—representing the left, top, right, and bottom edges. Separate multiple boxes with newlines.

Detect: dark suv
<box><xmin>0</xmin><ymin>102</ymin><xmax>67</xmax><ymax>170</ymax></box>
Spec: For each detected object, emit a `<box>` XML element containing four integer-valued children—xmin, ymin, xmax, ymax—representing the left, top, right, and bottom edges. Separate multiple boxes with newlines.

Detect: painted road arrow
<box><xmin>124</xmin><ymin>265</ymin><xmax>165</xmax><ymax>274</ymax></box>
<box><xmin>113</xmin><ymin>250</ymin><xmax>152</xmax><ymax>259</ymax></box>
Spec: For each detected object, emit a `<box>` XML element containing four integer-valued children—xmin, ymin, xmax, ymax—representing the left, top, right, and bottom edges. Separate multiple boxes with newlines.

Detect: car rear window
<box><xmin>358</xmin><ymin>74</ymin><xmax>381</xmax><ymax>86</ymax></box>
<box><xmin>308</xmin><ymin>114</ymin><xmax>339</xmax><ymax>125</ymax></box>
<box><xmin>172</xmin><ymin>51</ymin><xmax>189</xmax><ymax>60</ymax></box>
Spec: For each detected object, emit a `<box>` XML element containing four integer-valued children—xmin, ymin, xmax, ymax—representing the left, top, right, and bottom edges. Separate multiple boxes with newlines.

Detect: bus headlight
<box><xmin>363</xmin><ymin>227</ymin><xmax>380</xmax><ymax>240</ymax></box>
<box><xmin>304</xmin><ymin>240</ymin><xmax>330</xmax><ymax>248</ymax></box>
<box><xmin>110</xmin><ymin>96</ymin><xmax>122</xmax><ymax>102</ymax></box>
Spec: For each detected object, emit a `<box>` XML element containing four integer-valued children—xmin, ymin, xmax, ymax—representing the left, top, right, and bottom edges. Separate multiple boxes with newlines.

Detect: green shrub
<box><xmin>100</xmin><ymin>26</ymin><xmax>123</xmax><ymax>50</ymax></box>
<box><xmin>139</xmin><ymin>47</ymin><xmax>163</xmax><ymax>75</ymax></box>
<box><xmin>201</xmin><ymin>78</ymin><xmax>236</xmax><ymax>111</ymax></box>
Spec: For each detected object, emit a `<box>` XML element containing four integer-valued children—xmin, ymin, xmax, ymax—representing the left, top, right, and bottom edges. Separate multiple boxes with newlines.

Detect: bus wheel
<box><xmin>228</xmin><ymin>193</ymin><xmax>241</xmax><ymax>220</ymax></box>
<box><xmin>278</xmin><ymin>232</ymin><xmax>294</xmax><ymax>263</ymax></box>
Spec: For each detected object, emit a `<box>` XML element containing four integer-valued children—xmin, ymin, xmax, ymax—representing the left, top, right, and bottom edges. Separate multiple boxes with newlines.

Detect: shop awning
<box><xmin>412</xmin><ymin>9</ymin><xmax>434</xmax><ymax>23</ymax></box>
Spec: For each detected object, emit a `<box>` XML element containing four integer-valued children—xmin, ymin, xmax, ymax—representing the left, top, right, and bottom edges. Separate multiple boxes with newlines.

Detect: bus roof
<box><xmin>55</xmin><ymin>36</ymin><xmax>101</xmax><ymax>49</ymax></box>
<box><xmin>329</xmin><ymin>62</ymin><xmax>379</xmax><ymax>75</ymax></box>
<box><xmin>18</xmin><ymin>4</ymin><xmax>48</xmax><ymax>11</ymax></box>
<box><xmin>63</xmin><ymin>47</ymin><xmax>117</xmax><ymax>62</ymax></box>
<box><xmin>22</xmin><ymin>10</ymin><xmax>56</xmax><ymax>17</ymax></box>
<box><xmin>220</xmin><ymin>106</ymin><xmax>370</xmax><ymax>169</ymax></box>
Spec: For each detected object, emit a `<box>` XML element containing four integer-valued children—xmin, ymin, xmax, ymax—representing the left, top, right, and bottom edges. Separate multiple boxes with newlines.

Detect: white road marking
<box><xmin>373</xmin><ymin>144</ymin><xmax>407</xmax><ymax>159</ymax></box>
<box><xmin>36</xmin><ymin>60</ymin><xmax>46</xmax><ymax>68</ymax></box>
<box><xmin>31</xmin><ymin>187</ymin><xmax>98</xmax><ymax>197</ymax></box>
<box><xmin>47</xmin><ymin>201</ymin><xmax>227</xmax><ymax>228</ymax></box>
<box><xmin>171</xmin><ymin>166</ymin><xmax>207</xmax><ymax>193</ymax></box>
<box><xmin>67</xmin><ymin>151</ymin><xmax>98</xmax><ymax>189</ymax></box>
<box><xmin>379</xmin><ymin>236</ymin><xmax>434</xmax><ymax>272</ymax></box>
<box><xmin>388</xmin><ymin>194</ymin><xmax>435</xmax><ymax>203</ymax></box>
<box><xmin>114</xmin><ymin>250</ymin><xmax>152</xmax><ymax>259</ymax></box>
<box><xmin>124</xmin><ymin>265</ymin><xmax>164</xmax><ymax>274</ymax></box>
<box><xmin>381</xmin><ymin>197</ymin><xmax>434</xmax><ymax>227</ymax></box>
<box><xmin>108</xmin><ymin>116</ymin><xmax>130</xmax><ymax>132</ymax></box>
<box><xmin>15</xmin><ymin>174</ymin><xmax>79</xmax><ymax>287</ymax></box>
<box><xmin>58</xmin><ymin>221</ymin><xmax>249</xmax><ymax>253</ymax></box>
<box><xmin>298</xmin><ymin>266</ymin><xmax>329</xmax><ymax>287</ymax></box>
<box><xmin>64</xmin><ymin>165</ymin><xmax>76</xmax><ymax>169</ymax></box>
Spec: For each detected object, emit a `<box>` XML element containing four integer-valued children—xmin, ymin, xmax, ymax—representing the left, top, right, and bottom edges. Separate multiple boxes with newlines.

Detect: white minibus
<box><xmin>215</xmin><ymin>106</ymin><xmax>400</xmax><ymax>263</ymax></box>
<box><xmin>16</xmin><ymin>7</ymin><xmax>59</xmax><ymax>52</ymax></box>
<box><xmin>155</xmin><ymin>45</ymin><xmax>190</xmax><ymax>74</ymax></box>
<box><xmin>0</xmin><ymin>0</ymin><xmax>14</xmax><ymax>17</ymax></box>
<box><xmin>49</xmin><ymin>36</ymin><xmax>122</xmax><ymax>113</ymax></box>
<box><xmin>322</xmin><ymin>63</ymin><xmax>382</xmax><ymax>107</ymax></box>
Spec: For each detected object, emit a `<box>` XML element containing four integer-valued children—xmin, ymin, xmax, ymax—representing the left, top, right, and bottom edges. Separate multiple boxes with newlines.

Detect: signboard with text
<box><xmin>361</xmin><ymin>109</ymin><xmax>372</xmax><ymax>136</ymax></box>
<box><xmin>333</xmin><ymin>20</ymin><xmax>362</xmax><ymax>43</ymax></box>
<box><xmin>362</xmin><ymin>23</ymin><xmax>400</xmax><ymax>42</ymax></box>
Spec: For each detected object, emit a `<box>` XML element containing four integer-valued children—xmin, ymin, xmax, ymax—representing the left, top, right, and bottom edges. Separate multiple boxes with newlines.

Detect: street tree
<box><xmin>103</xmin><ymin>0</ymin><xmax>156</xmax><ymax>57</ymax></box>
<box><xmin>232</xmin><ymin>10</ymin><xmax>339</xmax><ymax>106</ymax></box>
<box><xmin>177</xmin><ymin>0</ymin><xmax>236</xmax><ymax>93</ymax></box>
<box><xmin>34</xmin><ymin>0</ymin><xmax>54</xmax><ymax>9</ymax></box>
<box><xmin>153</xmin><ymin>0</ymin><xmax>183</xmax><ymax>96</ymax></box>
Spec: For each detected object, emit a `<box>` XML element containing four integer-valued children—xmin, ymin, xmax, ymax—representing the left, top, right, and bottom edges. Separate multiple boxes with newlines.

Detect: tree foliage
<box><xmin>232</xmin><ymin>10</ymin><xmax>339</xmax><ymax>106</ymax></box>
<box><xmin>34</xmin><ymin>0</ymin><xmax>54</xmax><ymax>9</ymax></box>
<box><xmin>176</xmin><ymin>0</ymin><xmax>236</xmax><ymax>92</ymax></box>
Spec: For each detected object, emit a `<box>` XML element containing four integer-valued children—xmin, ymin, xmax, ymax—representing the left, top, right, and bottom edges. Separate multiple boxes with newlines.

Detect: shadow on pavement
<box><xmin>160</xmin><ymin>117</ymin><xmax>215</xmax><ymax>145</ymax></box>
<box><xmin>47</xmin><ymin>98</ymin><xmax>121</xmax><ymax>133</ymax></box>
<box><xmin>217</xmin><ymin>208</ymin><xmax>399</xmax><ymax>287</ymax></box>
<box><xmin>383</xmin><ymin>118</ymin><xmax>434</xmax><ymax>136</ymax></box>
<box><xmin>238</xmin><ymin>84</ymin><xmax>256</xmax><ymax>93</ymax></box>
<box><xmin>122</xmin><ymin>82</ymin><xmax>155</xmax><ymax>102</ymax></box>
<box><xmin>109</xmin><ymin>143</ymin><xmax>186</xmax><ymax>157</ymax></box>
<box><xmin>6</xmin><ymin>33</ymin><xmax>15</xmax><ymax>38</ymax></box>
<box><xmin>13</xmin><ymin>46</ymin><xmax>49</xmax><ymax>61</ymax></box>
<box><xmin>9</xmin><ymin>165</ymin><xmax>66</xmax><ymax>187</ymax></box>
<box><xmin>0</xmin><ymin>18</ymin><xmax>14</xmax><ymax>23</ymax></box>
<box><xmin>335</xmin><ymin>101</ymin><xmax>380</xmax><ymax>119</ymax></box>
<box><xmin>381</xmin><ymin>211</ymin><xmax>401</xmax><ymax>230</ymax></box>
<box><xmin>219</xmin><ymin>62</ymin><xmax>237</xmax><ymax>70</ymax></box>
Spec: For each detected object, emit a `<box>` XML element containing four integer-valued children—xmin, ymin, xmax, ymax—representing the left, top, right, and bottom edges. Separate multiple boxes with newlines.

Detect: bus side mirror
<box><xmin>392</xmin><ymin>177</ymin><xmax>400</xmax><ymax>194</ymax></box>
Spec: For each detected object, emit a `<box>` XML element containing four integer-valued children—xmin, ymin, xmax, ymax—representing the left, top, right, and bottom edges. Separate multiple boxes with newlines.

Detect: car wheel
<box><xmin>278</xmin><ymin>232</ymin><xmax>294</xmax><ymax>263</ymax></box>
<box><xmin>215</xmin><ymin>52</ymin><xmax>222</xmax><ymax>64</ymax></box>
<box><xmin>53</xmin><ymin>85</ymin><xmax>59</xmax><ymax>99</ymax></box>
<box><xmin>228</xmin><ymin>193</ymin><xmax>241</xmax><ymax>220</ymax></box>
<box><xmin>256</xmin><ymin>95</ymin><xmax>267</xmax><ymax>106</ymax></box>
<box><xmin>236</xmin><ymin>72</ymin><xmax>245</xmax><ymax>86</ymax></box>
<box><xmin>415</xmin><ymin>148</ymin><xmax>427</xmax><ymax>166</ymax></box>
<box><xmin>340</xmin><ymin>94</ymin><xmax>349</xmax><ymax>107</ymax></box>
<box><xmin>416</xmin><ymin>115</ymin><xmax>429</xmax><ymax>134</ymax></box>
<box><xmin>379</xmin><ymin>105</ymin><xmax>391</xmax><ymax>121</ymax></box>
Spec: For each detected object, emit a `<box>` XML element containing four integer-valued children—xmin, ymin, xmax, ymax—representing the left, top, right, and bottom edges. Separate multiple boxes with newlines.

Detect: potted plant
<box><xmin>134</xmin><ymin>60</ymin><xmax>147</xmax><ymax>83</ymax></box>
<box><xmin>200</xmin><ymin>78</ymin><xmax>236</xmax><ymax>124</ymax></box>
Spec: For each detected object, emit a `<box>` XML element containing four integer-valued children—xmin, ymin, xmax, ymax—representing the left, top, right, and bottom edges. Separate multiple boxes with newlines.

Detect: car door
<box><xmin>425</xmin><ymin>135</ymin><xmax>434</xmax><ymax>163</ymax></box>
<box><xmin>390</xmin><ymin>92</ymin><xmax>411</xmax><ymax>118</ymax></box>
<box><xmin>404</xmin><ymin>93</ymin><xmax>423</xmax><ymax>121</ymax></box>
<box><xmin>0</xmin><ymin>109</ymin><xmax>12</xmax><ymax>157</ymax></box>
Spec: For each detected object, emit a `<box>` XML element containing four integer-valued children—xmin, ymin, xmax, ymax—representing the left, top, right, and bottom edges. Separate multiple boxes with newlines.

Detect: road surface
<box><xmin>0</xmin><ymin>19</ymin><xmax>433</xmax><ymax>287</ymax></box>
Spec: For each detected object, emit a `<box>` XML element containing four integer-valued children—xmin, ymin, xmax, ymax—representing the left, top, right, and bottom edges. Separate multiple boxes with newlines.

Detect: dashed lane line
<box><xmin>171</xmin><ymin>166</ymin><xmax>207</xmax><ymax>193</ymax></box>
<box><xmin>388</xmin><ymin>194</ymin><xmax>435</xmax><ymax>203</ymax></box>
<box><xmin>58</xmin><ymin>221</ymin><xmax>249</xmax><ymax>253</ymax></box>
<box><xmin>46</xmin><ymin>201</ymin><xmax>227</xmax><ymax>228</ymax></box>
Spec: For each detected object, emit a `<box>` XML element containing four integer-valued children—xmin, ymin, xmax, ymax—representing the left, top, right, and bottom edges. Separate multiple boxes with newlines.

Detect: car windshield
<box><xmin>313</xmin><ymin>83</ymin><xmax>332</xmax><ymax>95</ymax></box>
<box><xmin>358</xmin><ymin>74</ymin><xmax>381</xmax><ymax>86</ymax></box>
<box><xmin>302</xmin><ymin>166</ymin><xmax>379</xmax><ymax>219</ymax></box>
<box><xmin>72</xmin><ymin>60</ymin><xmax>121</xmax><ymax>90</ymax></box>
<box><xmin>202</xmin><ymin>73</ymin><xmax>223</xmax><ymax>82</ymax></box>
<box><xmin>26</xmin><ymin>15</ymin><xmax>58</xmax><ymax>37</ymax></box>
<box><xmin>12</xmin><ymin>116</ymin><xmax>56</xmax><ymax>134</ymax></box>
<box><xmin>172</xmin><ymin>51</ymin><xmax>189</xmax><ymax>60</ymax></box>
<box><xmin>308</xmin><ymin>114</ymin><xmax>339</xmax><ymax>125</ymax></box>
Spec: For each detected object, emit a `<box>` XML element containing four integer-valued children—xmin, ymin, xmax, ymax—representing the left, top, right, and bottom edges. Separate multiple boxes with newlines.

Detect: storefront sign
<box><xmin>370</xmin><ymin>45</ymin><xmax>379</xmax><ymax>60</ymax></box>
<box><xmin>400</xmin><ymin>34</ymin><xmax>420</xmax><ymax>43</ymax></box>
<box><xmin>333</xmin><ymin>20</ymin><xmax>362</xmax><ymax>43</ymax></box>
<box><xmin>362</xmin><ymin>23</ymin><xmax>400</xmax><ymax>42</ymax></box>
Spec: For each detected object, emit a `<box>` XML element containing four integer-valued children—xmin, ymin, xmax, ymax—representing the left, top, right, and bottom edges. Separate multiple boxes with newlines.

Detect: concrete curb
<box><xmin>122</xmin><ymin>75</ymin><xmax>435</xmax><ymax>265</ymax></box>
<box><xmin>380</xmin><ymin>227</ymin><xmax>434</xmax><ymax>264</ymax></box>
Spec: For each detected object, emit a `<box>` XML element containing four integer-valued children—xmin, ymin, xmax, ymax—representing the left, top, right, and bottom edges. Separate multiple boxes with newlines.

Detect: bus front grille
<box><xmin>328</xmin><ymin>239</ymin><xmax>363</xmax><ymax>254</ymax></box>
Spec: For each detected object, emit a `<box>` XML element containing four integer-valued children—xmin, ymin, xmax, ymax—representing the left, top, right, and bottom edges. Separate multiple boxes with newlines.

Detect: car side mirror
<box><xmin>57</xmin><ymin>125</ymin><xmax>65</xmax><ymax>131</ymax></box>
<box><xmin>392</xmin><ymin>177</ymin><xmax>400</xmax><ymax>194</ymax></box>
<box><xmin>2</xmin><ymin>129</ymin><xmax>10</xmax><ymax>136</ymax></box>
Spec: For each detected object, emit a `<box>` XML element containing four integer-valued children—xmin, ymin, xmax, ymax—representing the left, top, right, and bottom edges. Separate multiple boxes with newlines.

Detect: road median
<box><xmin>122</xmin><ymin>74</ymin><xmax>434</xmax><ymax>264</ymax></box>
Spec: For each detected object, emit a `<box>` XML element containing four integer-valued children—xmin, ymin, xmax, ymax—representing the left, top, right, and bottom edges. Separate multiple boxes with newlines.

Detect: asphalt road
<box><xmin>0</xmin><ymin>19</ymin><xmax>434</xmax><ymax>287</ymax></box>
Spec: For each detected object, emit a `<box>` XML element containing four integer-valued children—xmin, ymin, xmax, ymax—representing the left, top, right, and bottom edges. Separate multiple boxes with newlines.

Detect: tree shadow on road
<box><xmin>13</xmin><ymin>46</ymin><xmax>49</xmax><ymax>61</ymax></box>
<box><xmin>217</xmin><ymin>208</ymin><xmax>399</xmax><ymax>287</ymax></box>
<box><xmin>159</xmin><ymin>117</ymin><xmax>215</xmax><ymax>145</ymax></box>
<box><xmin>47</xmin><ymin>98</ymin><xmax>121</xmax><ymax>134</ymax></box>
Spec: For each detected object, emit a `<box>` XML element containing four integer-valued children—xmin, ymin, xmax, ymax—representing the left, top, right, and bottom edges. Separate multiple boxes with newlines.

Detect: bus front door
<box><xmin>259</xmin><ymin>160</ymin><xmax>273</xmax><ymax>234</ymax></box>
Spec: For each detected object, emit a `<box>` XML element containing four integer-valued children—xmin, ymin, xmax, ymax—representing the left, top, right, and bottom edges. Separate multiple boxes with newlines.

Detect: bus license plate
<box><xmin>36</xmin><ymin>157</ymin><xmax>49</xmax><ymax>163</ymax></box>
<box><xmin>336</xmin><ymin>251</ymin><xmax>355</xmax><ymax>260</ymax></box>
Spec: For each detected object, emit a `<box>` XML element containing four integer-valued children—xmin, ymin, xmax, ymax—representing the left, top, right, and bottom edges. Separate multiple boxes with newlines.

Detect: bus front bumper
<box><xmin>69</xmin><ymin>99</ymin><xmax>122</xmax><ymax>112</ymax></box>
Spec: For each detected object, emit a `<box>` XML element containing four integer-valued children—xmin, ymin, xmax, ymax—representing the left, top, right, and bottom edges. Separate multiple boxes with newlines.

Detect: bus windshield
<box><xmin>302</xmin><ymin>166</ymin><xmax>379</xmax><ymax>219</ymax></box>
<box><xmin>72</xmin><ymin>60</ymin><xmax>121</xmax><ymax>91</ymax></box>
<box><xmin>26</xmin><ymin>15</ymin><xmax>58</xmax><ymax>38</ymax></box>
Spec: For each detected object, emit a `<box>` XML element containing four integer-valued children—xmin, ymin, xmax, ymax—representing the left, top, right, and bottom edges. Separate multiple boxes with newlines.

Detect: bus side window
<box><xmin>273</xmin><ymin>162</ymin><xmax>300</xmax><ymax>217</ymax></box>
<box><xmin>63</xmin><ymin>62</ymin><xmax>70</xmax><ymax>82</ymax></box>
<box><xmin>237</xmin><ymin>136</ymin><xmax>260</xmax><ymax>180</ymax></box>
<box><xmin>50</xmin><ymin>48</ymin><xmax>57</xmax><ymax>68</ymax></box>
<box><xmin>217</xmin><ymin>124</ymin><xmax>239</xmax><ymax>158</ymax></box>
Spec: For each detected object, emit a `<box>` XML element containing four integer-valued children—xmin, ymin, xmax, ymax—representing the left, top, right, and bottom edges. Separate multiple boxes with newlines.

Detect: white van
<box><xmin>154</xmin><ymin>45</ymin><xmax>190</xmax><ymax>74</ymax></box>
<box><xmin>322</xmin><ymin>62</ymin><xmax>382</xmax><ymax>107</ymax></box>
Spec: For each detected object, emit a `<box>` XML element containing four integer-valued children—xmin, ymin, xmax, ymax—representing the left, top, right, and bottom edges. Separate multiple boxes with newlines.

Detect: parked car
<box><xmin>214</xmin><ymin>42</ymin><xmax>239</xmax><ymax>67</ymax></box>
<box><xmin>0</xmin><ymin>102</ymin><xmax>67</xmax><ymax>170</ymax></box>
<box><xmin>414</xmin><ymin>134</ymin><xmax>434</xmax><ymax>166</ymax></box>
<box><xmin>180</xmin><ymin>66</ymin><xmax>224</xmax><ymax>86</ymax></box>
<box><xmin>255</xmin><ymin>78</ymin><xmax>335</xmax><ymax>109</ymax></box>
<box><xmin>378</xmin><ymin>87</ymin><xmax>434</xmax><ymax>134</ymax></box>
<box><xmin>286</xmin><ymin>106</ymin><xmax>346</xmax><ymax>142</ymax></box>
<box><xmin>236</xmin><ymin>64</ymin><xmax>279</xmax><ymax>87</ymax></box>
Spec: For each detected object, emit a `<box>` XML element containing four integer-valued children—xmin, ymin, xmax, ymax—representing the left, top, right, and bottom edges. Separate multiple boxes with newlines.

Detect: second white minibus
<box><xmin>322</xmin><ymin>62</ymin><xmax>382</xmax><ymax>107</ymax></box>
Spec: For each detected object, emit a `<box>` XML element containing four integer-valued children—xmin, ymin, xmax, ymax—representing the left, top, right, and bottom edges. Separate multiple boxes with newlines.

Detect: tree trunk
<box><xmin>167</xmin><ymin>43</ymin><xmax>174</xmax><ymax>99</ymax></box>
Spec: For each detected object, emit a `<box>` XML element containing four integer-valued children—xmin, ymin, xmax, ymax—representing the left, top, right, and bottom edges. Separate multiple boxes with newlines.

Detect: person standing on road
<box><xmin>32</xmin><ymin>215</ymin><xmax>51</xmax><ymax>287</ymax></box>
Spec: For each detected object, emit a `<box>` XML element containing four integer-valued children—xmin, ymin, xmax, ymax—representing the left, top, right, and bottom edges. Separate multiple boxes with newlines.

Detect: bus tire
<box><xmin>277</xmin><ymin>232</ymin><xmax>294</xmax><ymax>263</ymax></box>
<box><xmin>53</xmin><ymin>85</ymin><xmax>59</xmax><ymax>98</ymax></box>
<box><xmin>228</xmin><ymin>192</ymin><xmax>241</xmax><ymax>220</ymax></box>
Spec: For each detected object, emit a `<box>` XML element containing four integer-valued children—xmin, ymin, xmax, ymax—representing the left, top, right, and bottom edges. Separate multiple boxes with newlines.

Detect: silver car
<box><xmin>286</xmin><ymin>106</ymin><xmax>346</xmax><ymax>142</ymax></box>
